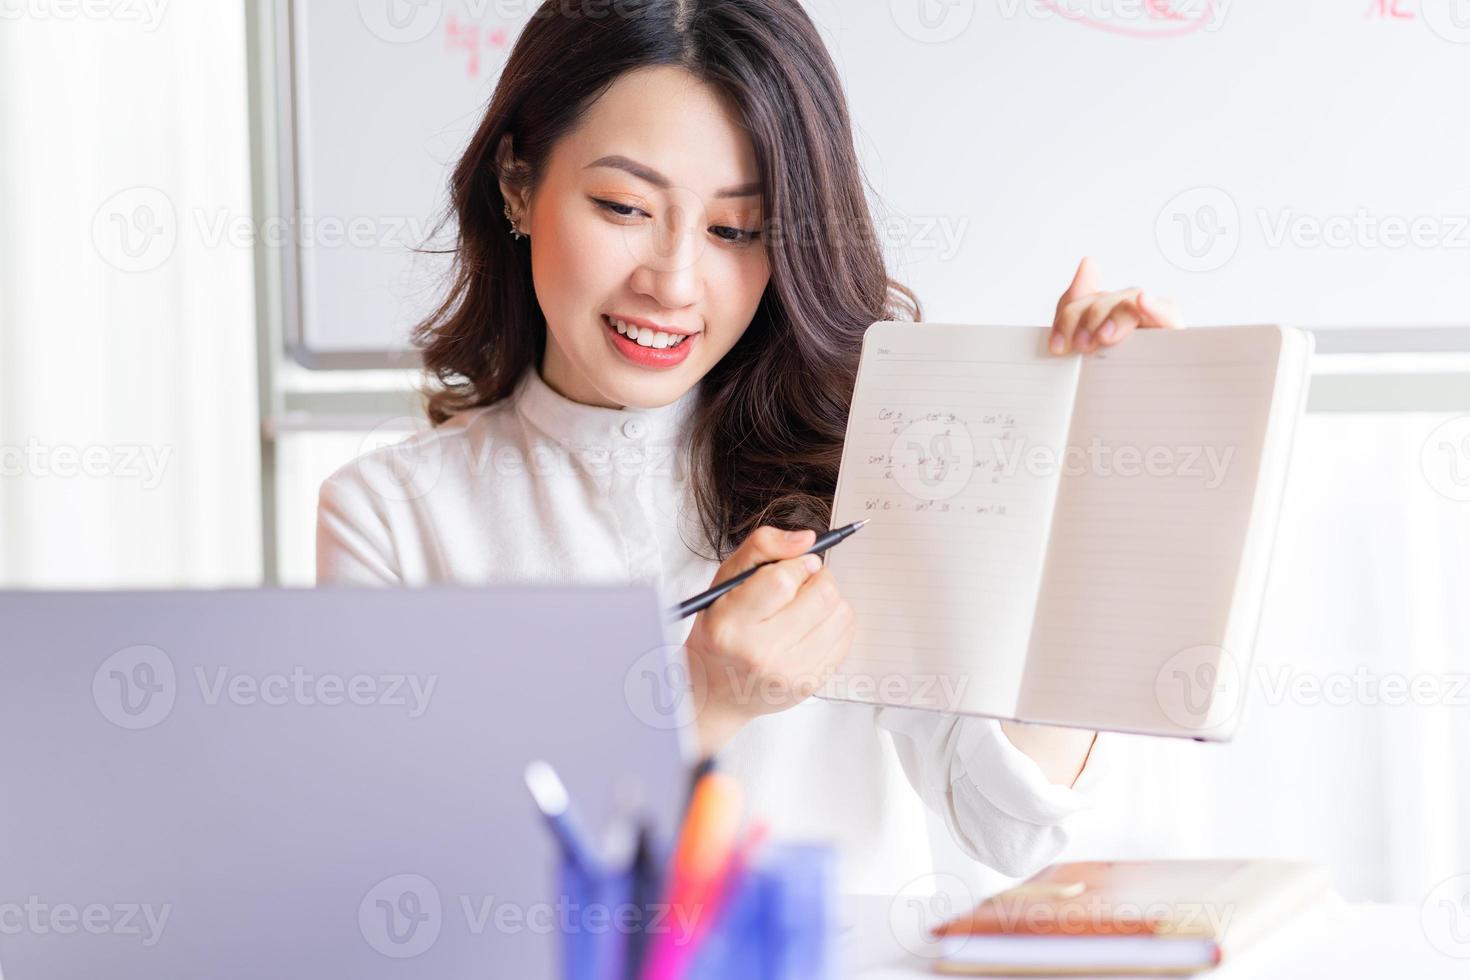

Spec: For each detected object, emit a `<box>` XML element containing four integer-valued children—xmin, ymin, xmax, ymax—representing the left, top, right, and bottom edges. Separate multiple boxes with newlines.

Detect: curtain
<box><xmin>1066</xmin><ymin>411</ymin><xmax>1470</xmax><ymax>903</ymax></box>
<box><xmin>0</xmin><ymin>5</ymin><xmax>260</xmax><ymax>587</ymax></box>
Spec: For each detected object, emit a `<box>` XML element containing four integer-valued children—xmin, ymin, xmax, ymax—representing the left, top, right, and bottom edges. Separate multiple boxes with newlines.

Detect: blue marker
<box><xmin>523</xmin><ymin>760</ymin><xmax>603</xmax><ymax>877</ymax></box>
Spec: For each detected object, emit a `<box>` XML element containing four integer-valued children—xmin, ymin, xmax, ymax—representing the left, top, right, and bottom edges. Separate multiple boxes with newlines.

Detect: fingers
<box><xmin>711</xmin><ymin>526</ymin><xmax>821</xmax><ymax>623</ymax></box>
<box><xmin>1058</xmin><ymin>256</ymin><xmax>1102</xmax><ymax>307</ymax></box>
<box><xmin>796</xmin><ymin>590</ymin><xmax>856</xmax><ymax>664</ymax></box>
<box><xmin>1086</xmin><ymin>290</ymin><xmax>1183</xmax><ymax>350</ymax></box>
<box><xmin>1054</xmin><ymin>288</ymin><xmax>1130</xmax><ymax>353</ymax></box>
<box><xmin>1070</xmin><ymin>291</ymin><xmax>1140</xmax><ymax>352</ymax></box>
<box><xmin>688</xmin><ymin>526</ymin><xmax>858</xmax><ymax>717</ymax></box>
<box><xmin>1053</xmin><ymin>256</ymin><xmax>1184</xmax><ymax>353</ymax></box>
<box><xmin>1051</xmin><ymin>300</ymin><xmax>1083</xmax><ymax>354</ymax></box>
<box><xmin>1083</xmin><ymin>294</ymin><xmax>1144</xmax><ymax>350</ymax></box>
<box><xmin>1091</xmin><ymin>305</ymin><xmax>1139</xmax><ymax>349</ymax></box>
<box><xmin>1053</xmin><ymin>290</ymin><xmax>1183</xmax><ymax>353</ymax></box>
<box><xmin>784</xmin><ymin>599</ymin><xmax>857</xmax><ymax>698</ymax></box>
<box><xmin>723</xmin><ymin>525</ymin><xmax>815</xmax><ymax>575</ymax></box>
<box><xmin>1052</xmin><ymin>258</ymin><xmax>1105</xmax><ymax>354</ymax></box>
<box><xmin>752</xmin><ymin>566</ymin><xmax>845</xmax><ymax>649</ymax></box>
<box><xmin>1138</xmin><ymin>289</ymin><xmax>1184</xmax><ymax>329</ymax></box>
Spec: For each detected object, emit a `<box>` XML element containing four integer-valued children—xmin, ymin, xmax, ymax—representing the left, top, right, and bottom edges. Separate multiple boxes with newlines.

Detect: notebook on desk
<box><xmin>930</xmin><ymin>858</ymin><xmax>1331</xmax><ymax>976</ymax></box>
<box><xmin>818</xmin><ymin>322</ymin><xmax>1313</xmax><ymax>739</ymax></box>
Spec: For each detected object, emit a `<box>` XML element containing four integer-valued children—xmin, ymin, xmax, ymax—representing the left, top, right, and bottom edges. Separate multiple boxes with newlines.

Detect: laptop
<box><xmin>0</xmin><ymin>585</ymin><xmax>692</xmax><ymax>978</ymax></box>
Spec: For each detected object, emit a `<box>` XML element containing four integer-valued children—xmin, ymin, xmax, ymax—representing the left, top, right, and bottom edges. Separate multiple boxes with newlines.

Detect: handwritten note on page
<box><xmin>820</xmin><ymin>323</ymin><xmax>1080</xmax><ymax>718</ymax></box>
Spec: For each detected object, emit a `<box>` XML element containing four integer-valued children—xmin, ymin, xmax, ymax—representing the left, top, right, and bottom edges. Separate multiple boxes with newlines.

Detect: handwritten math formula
<box><xmin>852</xmin><ymin>405</ymin><xmax>1021</xmax><ymax>517</ymax></box>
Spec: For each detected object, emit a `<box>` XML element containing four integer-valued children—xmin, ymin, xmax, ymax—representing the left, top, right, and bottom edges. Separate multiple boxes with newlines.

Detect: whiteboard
<box><xmin>277</xmin><ymin>0</ymin><xmax>1470</xmax><ymax>367</ymax></box>
<box><xmin>282</xmin><ymin>0</ymin><xmax>534</xmax><ymax>366</ymax></box>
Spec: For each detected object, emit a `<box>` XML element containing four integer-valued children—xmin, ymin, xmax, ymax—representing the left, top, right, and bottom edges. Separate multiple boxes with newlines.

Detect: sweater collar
<box><xmin>512</xmin><ymin>363</ymin><xmax>703</xmax><ymax>449</ymax></box>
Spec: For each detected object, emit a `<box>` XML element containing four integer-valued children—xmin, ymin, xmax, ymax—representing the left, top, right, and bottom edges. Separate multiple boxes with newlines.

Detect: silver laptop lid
<box><xmin>0</xmin><ymin>585</ymin><xmax>691</xmax><ymax>979</ymax></box>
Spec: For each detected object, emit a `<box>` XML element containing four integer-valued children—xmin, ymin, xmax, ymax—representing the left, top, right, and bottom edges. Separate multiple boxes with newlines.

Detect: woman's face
<box><xmin>501</xmin><ymin>66</ymin><xmax>771</xmax><ymax>410</ymax></box>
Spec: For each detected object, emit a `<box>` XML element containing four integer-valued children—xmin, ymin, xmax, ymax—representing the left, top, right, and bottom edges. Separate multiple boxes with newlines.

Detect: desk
<box><xmin>841</xmin><ymin>891</ymin><xmax>1465</xmax><ymax>978</ymax></box>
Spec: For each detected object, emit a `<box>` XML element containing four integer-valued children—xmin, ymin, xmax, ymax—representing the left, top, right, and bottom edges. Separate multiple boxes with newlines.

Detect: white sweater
<box><xmin>315</xmin><ymin>364</ymin><xmax>1105</xmax><ymax>895</ymax></box>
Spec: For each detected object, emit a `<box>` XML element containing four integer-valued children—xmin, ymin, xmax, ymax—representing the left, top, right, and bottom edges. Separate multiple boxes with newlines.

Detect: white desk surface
<box><xmin>840</xmin><ymin>890</ymin><xmax>1465</xmax><ymax>979</ymax></box>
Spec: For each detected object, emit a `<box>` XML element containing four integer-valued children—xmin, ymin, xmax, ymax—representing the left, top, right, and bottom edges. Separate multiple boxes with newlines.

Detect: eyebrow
<box><xmin>584</xmin><ymin>155</ymin><xmax>763</xmax><ymax>199</ymax></box>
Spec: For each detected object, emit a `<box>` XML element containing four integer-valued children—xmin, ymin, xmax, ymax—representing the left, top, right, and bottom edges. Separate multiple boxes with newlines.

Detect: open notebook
<box><xmin>819</xmin><ymin>323</ymin><xmax>1313</xmax><ymax>739</ymax></box>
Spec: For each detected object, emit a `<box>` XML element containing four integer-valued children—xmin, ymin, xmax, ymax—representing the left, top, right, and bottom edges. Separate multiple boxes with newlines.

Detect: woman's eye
<box><xmin>595</xmin><ymin>199</ymin><xmax>760</xmax><ymax>246</ymax></box>
<box><xmin>712</xmin><ymin>225</ymin><xmax>761</xmax><ymax>246</ymax></box>
<box><xmin>595</xmin><ymin>199</ymin><xmax>646</xmax><ymax>219</ymax></box>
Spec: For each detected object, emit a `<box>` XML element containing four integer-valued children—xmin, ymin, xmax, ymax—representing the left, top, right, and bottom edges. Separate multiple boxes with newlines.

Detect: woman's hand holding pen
<box><xmin>683</xmin><ymin>526</ymin><xmax>856</xmax><ymax>757</ymax></box>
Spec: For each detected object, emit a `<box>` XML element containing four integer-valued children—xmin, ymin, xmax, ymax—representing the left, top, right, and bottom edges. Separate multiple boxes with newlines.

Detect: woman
<box><xmin>316</xmin><ymin>0</ymin><xmax>1181</xmax><ymax>895</ymax></box>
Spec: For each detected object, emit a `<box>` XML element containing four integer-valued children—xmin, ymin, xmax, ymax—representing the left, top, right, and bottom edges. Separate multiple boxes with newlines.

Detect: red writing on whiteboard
<box><xmin>446</xmin><ymin>16</ymin><xmax>511</xmax><ymax>80</ymax></box>
<box><xmin>1364</xmin><ymin>0</ymin><xmax>1414</xmax><ymax>18</ymax></box>
<box><xmin>1038</xmin><ymin>0</ymin><xmax>1221</xmax><ymax>37</ymax></box>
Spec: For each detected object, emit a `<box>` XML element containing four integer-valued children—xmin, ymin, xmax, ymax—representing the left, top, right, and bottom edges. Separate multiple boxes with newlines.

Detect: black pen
<box><xmin>622</xmin><ymin>821</ymin><xmax>660</xmax><ymax>980</ymax></box>
<box><xmin>666</xmin><ymin>519</ymin><xmax>869</xmax><ymax>622</ymax></box>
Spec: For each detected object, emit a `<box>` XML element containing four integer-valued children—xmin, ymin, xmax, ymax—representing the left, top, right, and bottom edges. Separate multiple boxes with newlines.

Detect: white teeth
<box><xmin>608</xmin><ymin>317</ymin><xmax>688</xmax><ymax>349</ymax></box>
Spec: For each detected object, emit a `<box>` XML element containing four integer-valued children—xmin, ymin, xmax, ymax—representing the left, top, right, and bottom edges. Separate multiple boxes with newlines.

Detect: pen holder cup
<box><xmin>558</xmin><ymin>858</ymin><xmax>636</xmax><ymax>980</ymax></box>
<box><xmin>557</xmin><ymin>841</ymin><xmax>835</xmax><ymax>980</ymax></box>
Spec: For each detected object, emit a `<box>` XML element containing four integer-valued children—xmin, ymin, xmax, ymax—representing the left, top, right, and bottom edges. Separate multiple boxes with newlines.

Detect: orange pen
<box><xmin>639</xmin><ymin>770</ymin><xmax>744</xmax><ymax>980</ymax></box>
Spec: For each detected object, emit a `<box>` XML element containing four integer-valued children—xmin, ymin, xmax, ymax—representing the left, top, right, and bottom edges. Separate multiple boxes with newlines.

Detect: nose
<box><xmin>628</xmin><ymin>199</ymin><xmax>705</xmax><ymax>311</ymax></box>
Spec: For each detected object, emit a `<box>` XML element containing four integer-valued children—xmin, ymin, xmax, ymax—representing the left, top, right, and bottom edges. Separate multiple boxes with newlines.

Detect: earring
<box><xmin>503</xmin><ymin>203</ymin><xmax>526</xmax><ymax>240</ymax></box>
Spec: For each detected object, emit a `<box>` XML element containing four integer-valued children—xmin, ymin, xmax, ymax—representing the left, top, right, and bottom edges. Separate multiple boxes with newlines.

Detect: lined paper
<box><xmin>1018</xmin><ymin>327</ymin><xmax>1287</xmax><ymax>734</ymax></box>
<box><xmin>821</xmin><ymin>324</ymin><xmax>1080</xmax><ymax>717</ymax></box>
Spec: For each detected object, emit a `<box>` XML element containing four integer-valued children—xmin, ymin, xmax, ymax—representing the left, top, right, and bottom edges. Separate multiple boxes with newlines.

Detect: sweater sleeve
<box><xmin>875</xmin><ymin>706</ymin><xmax>1105</xmax><ymax>878</ymax></box>
<box><xmin>315</xmin><ymin>463</ymin><xmax>403</xmax><ymax>587</ymax></box>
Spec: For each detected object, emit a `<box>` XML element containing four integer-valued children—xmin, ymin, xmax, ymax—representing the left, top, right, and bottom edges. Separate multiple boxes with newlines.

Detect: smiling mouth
<box><xmin>602</xmin><ymin>315</ymin><xmax>695</xmax><ymax>350</ymax></box>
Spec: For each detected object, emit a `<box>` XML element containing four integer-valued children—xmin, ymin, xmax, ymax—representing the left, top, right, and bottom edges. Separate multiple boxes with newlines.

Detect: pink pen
<box><xmin>680</xmin><ymin>821</ymin><xmax>771</xmax><ymax>962</ymax></box>
<box><xmin>639</xmin><ymin>773</ymin><xmax>744</xmax><ymax>980</ymax></box>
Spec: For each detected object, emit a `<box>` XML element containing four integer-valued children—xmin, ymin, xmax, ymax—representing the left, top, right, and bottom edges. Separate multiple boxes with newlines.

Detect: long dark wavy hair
<box><xmin>413</xmin><ymin>0</ymin><xmax>920</xmax><ymax>561</ymax></box>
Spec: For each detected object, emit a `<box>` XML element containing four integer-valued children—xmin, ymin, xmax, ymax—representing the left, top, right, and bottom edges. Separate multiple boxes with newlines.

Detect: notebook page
<box><xmin>1196</xmin><ymin>327</ymin><xmax>1313</xmax><ymax>737</ymax></box>
<box><xmin>820</xmin><ymin>323</ymin><xmax>1081</xmax><ymax>718</ymax></box>
<box><xmin>1017</xmin><ymin>326</ymin><xmax>1291</xmax><ymax>736</ymax></box>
